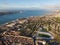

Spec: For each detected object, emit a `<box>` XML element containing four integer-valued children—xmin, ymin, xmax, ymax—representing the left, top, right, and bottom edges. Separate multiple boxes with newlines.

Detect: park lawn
<box><xmin>38</xmin><ymin>34</ymin><xmax>50</xmax><ymax>38</ymax></box>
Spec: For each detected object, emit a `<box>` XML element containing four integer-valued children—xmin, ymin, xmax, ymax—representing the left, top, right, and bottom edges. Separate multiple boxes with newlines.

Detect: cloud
<box><xmin>0</xmin><ymin>3</ymin><xmax>60</xmax><ymax>10</ymax></box>
<box><xmin>41</xmin><ymin>4</ymin><xmax>60</xmax><ymax>10</ymax></box>
<box><xmin>0</xmin><ymin>3</ymin><xmax>41</xmax><ymax>9</ymax></box>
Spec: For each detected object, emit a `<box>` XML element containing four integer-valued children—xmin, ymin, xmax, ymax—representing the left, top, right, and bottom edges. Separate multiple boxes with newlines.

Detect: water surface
<box><xmin>0</xmin><ymin>10</ymin><xmax>50</xmax><ymax>25</ymax></box>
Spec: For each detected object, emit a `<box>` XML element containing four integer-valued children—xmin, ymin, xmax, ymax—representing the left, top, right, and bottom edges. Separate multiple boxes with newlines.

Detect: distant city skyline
<box><xmin>0</xmin><ymin>0</ymin><xmax>60</xmax><ymax>10</ymax></box>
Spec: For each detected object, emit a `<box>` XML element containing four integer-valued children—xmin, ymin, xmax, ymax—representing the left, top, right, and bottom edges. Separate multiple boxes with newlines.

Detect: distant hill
<box><xmin>45</xmin><ymin>10</ymin><xmax>60</xmax><ymax>17</ymax></box>
<box><xmin>0</xmin><ymin>10</ymin><xmax>20</xmax><ymax>15</ymax></box>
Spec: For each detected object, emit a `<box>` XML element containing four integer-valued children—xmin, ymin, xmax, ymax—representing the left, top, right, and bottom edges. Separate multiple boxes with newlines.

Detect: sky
<box><xmin>0</xmin><ymin>0</ymin><xmax>60</xmax><ymax>10</ymax></box>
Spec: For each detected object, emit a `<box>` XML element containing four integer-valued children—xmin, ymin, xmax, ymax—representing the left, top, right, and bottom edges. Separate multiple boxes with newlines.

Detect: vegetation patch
<box><xmin>38</xmin><ymin>34</ymin><xmax>51</xmax><ymax>38</ymax></box>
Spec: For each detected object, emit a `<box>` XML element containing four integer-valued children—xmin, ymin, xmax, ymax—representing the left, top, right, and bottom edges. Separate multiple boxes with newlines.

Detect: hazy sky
<box><xmin>0</xmin><ymin>0</ymin><xmax>60</xmax><ymax>9</ymax></box>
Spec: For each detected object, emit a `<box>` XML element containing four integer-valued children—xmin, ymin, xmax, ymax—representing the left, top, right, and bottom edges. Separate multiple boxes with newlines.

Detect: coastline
<box><xmin>0</xmin><ymin>18</ymin><xmax>26</xmax><ymax>26</ymax></box>
<box><xmin>0</xmin><ymin>12</ymin><xmax>60</xmax><ymax>26</ymax></box>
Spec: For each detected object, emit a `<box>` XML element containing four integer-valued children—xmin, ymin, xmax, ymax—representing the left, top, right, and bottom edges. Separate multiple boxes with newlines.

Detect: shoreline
<box><xmin>0</xmin><ymin>12</ymin><xmax>60</xmax><ymax>26</ymax></box>
<box><xmin>0</xmin><ymin>17</ymin><xmax>26</xmax><ymax>26</ymax></box>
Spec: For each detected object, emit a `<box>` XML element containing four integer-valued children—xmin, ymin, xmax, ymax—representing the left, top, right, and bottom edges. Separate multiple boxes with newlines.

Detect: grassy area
<box><xmin>38</xmin><ymin>34</ymin><xmax>50</xmax><ymax>38</ymax></box>
<box><xmin>55</xmin><ymin>17</ymin><xmax>60</xmax><ymax>23</ymax></box>
<box><xmin>54</xmin><ymin>33</ymin><xmax>60</xmax><ymax>43</ymax></box>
